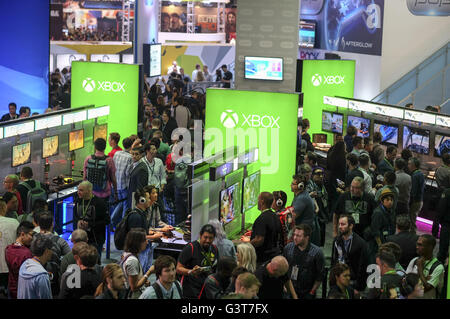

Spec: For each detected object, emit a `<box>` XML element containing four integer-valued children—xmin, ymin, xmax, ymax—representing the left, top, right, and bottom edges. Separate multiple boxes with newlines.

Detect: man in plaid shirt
<box><xmin>111</xmin><ymin>137</ymin><xmax>134</xmax><ymax>228</ymax></box>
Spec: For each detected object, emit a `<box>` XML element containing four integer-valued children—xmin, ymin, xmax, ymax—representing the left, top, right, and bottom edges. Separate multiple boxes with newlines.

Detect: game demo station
<box><xmin>314</xmin><ymin>96</ymin><xmax>450</xmax><ymax>227</ymax></box>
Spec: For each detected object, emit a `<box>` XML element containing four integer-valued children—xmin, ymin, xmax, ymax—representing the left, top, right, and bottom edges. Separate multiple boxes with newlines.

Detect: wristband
<box><xmin>144</xmin><ymin>274</ymin><xmax>149</xmax><ymax>279</ymax></box>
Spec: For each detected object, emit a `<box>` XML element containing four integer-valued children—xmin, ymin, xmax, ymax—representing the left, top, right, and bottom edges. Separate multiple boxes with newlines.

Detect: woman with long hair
<box><xmin>236</xmin><ymin>243</ymin><xmax>257</xmax><ymax>273</ymax></box>
<box><xmin>95</xmin><ymin>263</ymin><xmax>127</xmax><ymax>299</ymax></box>
<box><xmin>328</xmin><ymin>263</ymin><xmax>356</xmax><ymax>299</ymax></box>
<box><xmin>208</xmin><ymin>219</ymin><xmax>237</xmax><ymax>260</ymax></box>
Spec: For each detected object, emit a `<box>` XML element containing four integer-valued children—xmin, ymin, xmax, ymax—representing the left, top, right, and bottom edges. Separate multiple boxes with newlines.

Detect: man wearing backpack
<box><xmin>17</xmin><ymin>167</ymin><xmax>48</xmax><ymax>214</ymax></box>
<box><xmin>83</xmin><ymin>138</ymin><xmax>118</xmax><ymax>205</ymax></box>
<box><xmin>406</xmin><ymin>234</ymin><xmax>445</xmax><ymax>299</ymax></box>
<box><xmin>140</xmin><ymin>255</ymin><xmax>182</xmax><ymax>299</ymax></box>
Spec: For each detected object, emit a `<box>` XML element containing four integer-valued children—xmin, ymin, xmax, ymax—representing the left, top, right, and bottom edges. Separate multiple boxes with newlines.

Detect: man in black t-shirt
<box><xmin>177</xmin><ymin>224</ymin><xmax>219</xmax><ymax>299</ymax></box>
<box><xmin>17</xmin><ymin>167</ymin><xmax>49</xmax><ymax>214</ymax></box>
<box><xmin>0</xmin><ymin>102</ymin><xmax>18</xmax><ymax>122</ymax></box>
<box><xmin>221</xmin><ymin>64</ymin><xmax>233</xmax><ymax>88</ymax></box>
<box><xmin>240</xmin><ymin>192</ymin><xmax>282</xmax><ymax>265</ymax></box>
<box><xmin>254</xmin><ymin>256</ymin><xmax>290</xmax><ymax>299</ymax></box>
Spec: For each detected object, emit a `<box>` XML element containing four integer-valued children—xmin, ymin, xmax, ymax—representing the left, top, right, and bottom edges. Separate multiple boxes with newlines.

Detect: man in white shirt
<box><xmin>167</xmin><ymin>61</ymin><xmax>180</xmax><ymax>75</ymax></box>
<box><xmin>191</xmin><ymin>64</ymin><xmax>201</xmax><ymax>82</ymax></box>
<box><xmin>406</xmin><ymin>234</ymin><xmax>444</xmax><ymax>299</ymax></box>
<box><xmin>0</xmin><ymin>199</ymin><xmax>19</xmax><ymax>292</ymax></box>
<box><xmin>203</xmin><ymin>65</ymin><xmax>213</xmax><ymax>82</ymax></box>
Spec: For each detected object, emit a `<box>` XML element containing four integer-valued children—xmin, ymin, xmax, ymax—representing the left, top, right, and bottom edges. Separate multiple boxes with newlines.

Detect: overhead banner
<box><xmin>301</xmin><ymin>0</ymin><xmax>385</xmax><ymax>56</ymax></box>
<box><xmin>300</xmin><ymin>60</ymin><xmax>356</xmax><ymax>142</ymax></box>
<box><xmin>71</xmin><ymin>61</ymin><xmax>139</xmax><ymax>153</ymax></box>
<box><xmin>204</xmin><ymin>89</ymin><xmax>299</xmax><ymax>223</ymax></box>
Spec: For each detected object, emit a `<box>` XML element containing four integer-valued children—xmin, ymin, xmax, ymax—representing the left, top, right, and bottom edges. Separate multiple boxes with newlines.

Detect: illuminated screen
<box><xmin>12</xmin><ymin>142</ymin><xmax>31</xmax><ymax>167</ymax></box>
<box><xmin>374</xmin><ymin>122</ymin><xmax>398</xmax><ymax>146</ymax></box>
<box><xmin>403</xmin><ymin>126</ymin><xmax>430</xmax><ymax>155</ymax></box>
<box><xmin>322</xmin><ymin>111</ymin><xmax>343</xmax><ymax>134</ymax></box>
<box><xmin>299</xmin><ymin>21</ymin><xmax>316</xmax><ymax>48</ymax></box>
<box><xmin>242</xmin><ymin>171</ymin><xmax>261</xmax><ymax>213</ymax></box>
<box><xmin>93</xmin><ymin>124</ymin><xmax>108</xmax><ymax>142</ymax></box>
<box><xmin>220</xmin><ymin>183</ymin><xmax>240</xmax><ymax>225</ymax></box>
<box><xmin>244</xmin><ymin>57</ymin><xmax>283</xmax><ymax>81</ymax></box>
<box><xmin>347</xmin><ymin>115</ymin><xmax>370</xmax><ymax>138</ymax></box>
<box><xmin>69</xmin><ymin>129</ymin><xmax>84</xmax><ymax>152</ymax></box>
<box><xmin>42</xmin><ymin>135</ymin><xmax>59</xmax><ymax>158</ymax></box>
<box><xmin>434</xmin><ymin>134</ymin><xmax>450</xmax><ymax>157</ymax></box>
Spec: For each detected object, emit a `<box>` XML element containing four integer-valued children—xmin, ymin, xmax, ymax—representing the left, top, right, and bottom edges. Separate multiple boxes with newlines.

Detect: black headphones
<box><xmin>139</xmin><ymin>196</ymin><xmax>147</xmax><ymax>204</ymax></box>
<box><xmin>276</xmin><ymin>191</ymin><xmax>284</xmax><ymax>207</ymax></box>
<box><xmin>298</xmin><ymin>181</ymin><xmax>305</xmax><ymax>191</ymax></box>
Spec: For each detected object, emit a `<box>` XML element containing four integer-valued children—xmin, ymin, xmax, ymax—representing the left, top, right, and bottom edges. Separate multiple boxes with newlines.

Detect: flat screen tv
<box><xmin>373</xmin><ymin>121</ymin><xmax>399</xmax><ymax>146</ymax></box>
<box><xmin>12</xmin><ymin>142</ymin><xmax>31</xmax><ymax>167</ymax></box>
<box><xmin>322</xmin><ymin>111</ymin><xmax>343</xmax><ymax>134</ymax></box>
<box><xmin>69</xmin><ymin>129</ymin><xmax>84</xmax><ymax>152</ymax></box>
<box><xmin>244</xmin><ymin>56</ymin><xmax>283</xmax><ymax>81</ymax></box>
<box><xmin>299</xmin><ymin>20</ymin><xmax>316</xmax><ymax>48</ymax></box>
<box><xmin>93</xmin><ymin>124</ymin><xmax>108</xmax><ymax>142</ymax></box>
<box><xmin>402</xmin><ymin>126</ymin><xmax>430</xmax><ymax>155</ymax></box>
<box><xmin>347</xmin><ymin>115</ymin><xmax>370</xmax><ymax>138</ymax></box>
<box><xmin>242</xmin><ymin>171</ymin><xmax>261</xmax><ymax>213</ymax></box>
<box><xmin>434</xmin><ymin>133</ymin><xmax>450</xmax><ymax>157</ymax></box>
<box><xmin>42</xmin><ymin>135</ymin><xmax>59</xmax><ymax>159</ymax></box>
<box><xmin>220</xmin><ymin>182</ymin><xmax>239</xmax><ymax>225</ymax></box>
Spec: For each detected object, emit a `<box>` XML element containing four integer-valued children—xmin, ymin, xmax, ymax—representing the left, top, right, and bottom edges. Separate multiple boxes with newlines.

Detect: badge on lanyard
<box><xmin>352</xmin><ymin>213</ymin><xmax>360</xmax><ymax>224</ymax></box>
<box><xmin>291</xmin><ymin>265</ymin><xmax>299</xmax><ymax>281</ymax></box>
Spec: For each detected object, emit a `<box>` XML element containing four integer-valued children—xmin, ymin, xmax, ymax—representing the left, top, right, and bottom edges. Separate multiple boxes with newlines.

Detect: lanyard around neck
<box><xmin>82</xmin><ymin>198</ymin><xmax>93</xmax><ymax>218</ymax></box>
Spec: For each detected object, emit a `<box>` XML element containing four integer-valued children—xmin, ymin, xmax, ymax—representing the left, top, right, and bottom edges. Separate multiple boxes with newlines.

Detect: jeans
<box><xmin>410</xmin><ymin>201</ymin><xmax>423</xmax><ymax>230</ymax></box>
<box><xmin>110</xmin><ymin>189</ymin><xmax>129</xmax><ymax>228</ymax></box>
<box><xmin>138</xmin><ymin>242</ymin><xmax>158</xmax><ymax>273</ymax></box>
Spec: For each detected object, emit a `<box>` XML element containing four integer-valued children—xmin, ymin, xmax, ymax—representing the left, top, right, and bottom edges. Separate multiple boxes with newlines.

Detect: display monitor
<box><xmin>143</xmin><ymin>44</ymin><xmax>162</xmax><ymax>77</ymax></box>
<box><xmin>42</xmin><ymin>135</ymin><xmax>59</xmax><ymax>158</ymax></box>
<box><xmin>93</xmin><ymin>124</ymin><xmax>108</xmax><ymax>142</ymax></box>
<box><xmin>434</xmin><ymin>133</ymin><xmax>450</xmax><ymax>157</ymax></box>
<box><xmin>299</xmin><ymin>20</ymin><xmax>316</xmax><ymax>48</ymax></box>
<box><xmin>402</xmin><ymin>126</ymin><xmax>430</xmax><ymax>155</ymax></box>
<box><xmin>12</xmin><ymin>142</ymin><xmax>31</xmax><ymax>167</ymax></box>
<box><xmin>373</xmin><ymin>121</ymin><xmax>399</xmax><ymax>146</ymax></box>
<box><xmin>244</xmin><ymin>56</ymin><xmax>283</xmax><ymax>81</ymax></box>
<box><xmin>347</xmin><ymin>115</ymin><xmax>370</xmax><ymax>138</ymax></box>
<box><xmin>69</xmin><ymin>129</ymin><xmax>84</xmax><ymax>152</ymax></box>
<box><xmin>242</xmin><ymin>171</ymin><xmax>261</xmax><ymax>213</ymax></box>
<box><xmin>220</xmin><ymin>182</ymin><xmax>240</xmax><ymax>225</ymax></box>
<box><xmin>322</xmin><ymin>111</ymin><xmax>343</xmax><ymax>134</ymax></box>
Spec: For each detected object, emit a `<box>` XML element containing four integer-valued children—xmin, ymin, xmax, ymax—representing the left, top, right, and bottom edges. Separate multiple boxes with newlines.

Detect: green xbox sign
<box><xmin>301</xmin><ymin>60</ymin><xmax>355</xmax><ymax>142</ymax></box>
<box><xmin>205</xmin><ymin>89</ymin><xmax>299</xmax><ymax>224</ymax></box>
<box><xmin>71</xmin><ymin>61</ymin><xmax>139</xmax><ymax>153</ymax></box>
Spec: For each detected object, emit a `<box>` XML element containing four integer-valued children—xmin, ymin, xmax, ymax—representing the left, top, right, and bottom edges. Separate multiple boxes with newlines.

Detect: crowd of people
<box><xmin>59</xmin><ymin>27</ymin><xmax>120</xmax><ymax>42</ymax></box>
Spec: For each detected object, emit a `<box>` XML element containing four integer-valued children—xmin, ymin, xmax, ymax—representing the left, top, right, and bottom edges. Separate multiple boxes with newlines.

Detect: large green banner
<box><xmin>301</xmin><ymin>60</ymin><xmax>356</xmax><ymax>143</ymax></box>
<box><xmin>71</xmin><ymin>61</ymin><xmax>139</xmax><ymax>153</ymax></box>
<box><xmin>204</xmin><ymin>89</ymin><xmax>299</xmax><ymax>223</ymax></box>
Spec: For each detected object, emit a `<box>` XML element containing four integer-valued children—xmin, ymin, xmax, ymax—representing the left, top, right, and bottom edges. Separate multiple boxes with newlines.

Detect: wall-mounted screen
<box><xmin>69</xmin><ymin>129</ymin><xmax>84</xmax><ymax>152</ymax></box>
<box><xmin>42</xmin><ymin>135</ymin><xmax>59</xmax><ymax>158</ymax></box>
<box><xmin>374</xmin><ymin>121</ymin><xmax>399</xmax><ymax>146</ymax></box>
<box><xmin>149</xmin><ymin>44</ymin><xmax>162</xmax><ymax>77</ymax></box>
<box><xmin>322</xmin><ymin>111</ymin><xmax>343</xmax><ymax>134</ymax></box>
<box><xmin>242</xmin><ymin>171</ymin><xmax>261</xmax><ymax>213</ymax></box>
<box><xmin>403</xmin><ymin>126</ymin><xmax>430</xmax><ymax>155</ymax></box>
<box><xmin>93</xmin><ymin>124</ymin><xmax>108</xmax><ymax>142</ymax></box>
<box><xmin>244</xmin><ymin>56</ymin><xmax>283</xmax><ymax>81</ymax></box>
<box><xmin>434</xmin><ymin>133</ymin><xmax>450</xmax><ymax>158</ymax></box>
<box><xmin>220</xmin><ymin>182</ymin><xmax>240</xmax><ymax>225</ymax></box>
<box><xmin>12</xmin><ymin>142</ymin><xmax>31</xmax><ymax>167</ymax></box>
<box><xmin>90</xmin><ymin>54</ymin><xmax>120</xmax><ymax>63</ymax></box>
<box><xmin>347</xmin><ymin>115</ymin><xmax>370</xmax><ymax>138</ymax></box>
<box><xmin>299</xmin><ymin>20</ymin><xmax>316</xmax><ymax>48</ymax></box>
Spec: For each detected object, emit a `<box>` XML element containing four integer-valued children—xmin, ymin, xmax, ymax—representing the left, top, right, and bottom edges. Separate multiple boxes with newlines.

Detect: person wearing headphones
<box><xmin>272</xmin><ymin>190</ymin><xmax>295</xmax><ymax>248</ymax></box>
<box><xmin>291</xmin><ymin>174</ymin><xmax>315</xmax><ymax>229</ymax></box>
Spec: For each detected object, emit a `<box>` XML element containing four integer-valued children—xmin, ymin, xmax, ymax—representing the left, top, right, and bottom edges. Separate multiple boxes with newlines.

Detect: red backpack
<box><xmin>277</xmin><ymin>206</ymin><xmax>295</xmax><ymax>246</ymax></box>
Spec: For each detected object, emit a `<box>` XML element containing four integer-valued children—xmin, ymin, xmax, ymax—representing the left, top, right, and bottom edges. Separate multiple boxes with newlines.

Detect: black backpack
<box><xmin>86</xmin><ymin>155</ymin><xmax>108</xmax><ymax>192</ymax></box>
<box><xmin>113</xmin><ymin>208</ymin><xmax>133</xmax><ymax>251</ymax></box>
<box><xmin>152</xmin><ymin>281</ymin><xmax>183</xmax><ymax>299</ymax></box>
<box><xmin>19</xmin><ymin>180</ymin><xmax>47</xmax><ymax>214</ymax></box>
<box><xmin>174</xmin><ymin>162</ymin><xmax>188</xmax><ymax>188</ymax></box>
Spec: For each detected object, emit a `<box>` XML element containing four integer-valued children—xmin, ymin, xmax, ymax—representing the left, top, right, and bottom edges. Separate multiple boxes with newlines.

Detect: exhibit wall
<box><xmin>161</xmin><ymin>45</ymin><xmax>235</xmax><ymax>78</ymax></box>
<box><xmin>204</xmin><ymin>89</ymin><xmax>299</xmax><ymax>224</ymax></box>
<box><xmin>136</xmin><ymin>0</ymin><xmax>160</xmax><ymax>64</ymax></box>
<box><xmin>301</xmin><ymin>60</ymin><xmax>356</xmax><ymax>143</ymax></box>
<box><xmin>381</xmin><ymin>1</ymin><xmax>450</xmax><ymax>91</ymax></box>
<box><xmin>235</xmin><ymin>0</ymin><xmax>300</xmax><ymax>93</ymax></box>
<box><xmin>71</xmin><ymin>62</ymin><xmax>139</xmax><ymax>155</ymax></box>
<box><xmin>0</xmin><ymin>1</ymin><xmax>49</xmax><ymax>114</ymax></box>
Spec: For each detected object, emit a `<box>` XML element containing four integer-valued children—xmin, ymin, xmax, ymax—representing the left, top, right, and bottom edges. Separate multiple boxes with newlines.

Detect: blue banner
<box><xmin>301</xmin><ymin>0</ymin><xmax>385</xmax><ymax>56</ymax></box>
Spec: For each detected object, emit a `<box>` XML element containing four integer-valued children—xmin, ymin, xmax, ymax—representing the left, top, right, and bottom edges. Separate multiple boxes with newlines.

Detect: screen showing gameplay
<box><xmin>347</xmin><ymin>115</ymin><xmax>370</xmax><ymax>138</ymax></box>
<box><xmin>220</xmin><ymin>183</ymin><xmax>240</xmax><ymax>225</ymax></box>
<box><xmin>42</xmin><ymin>135</ymin><xmax>59</xmax><ymax>158</ymax></box>
<box><xmin>299</xmin><ymin>21</ymin><xmax>316</xmax><ymax>48</ymax></box>
<box><xmin>93</xmin><ymin>124</ymin><xmax>108</xmax><ymax>142</ymax></box>
<box><xmin>434</xmin><ymin>133</ymin><xmax>450</xmax><ymax>157</ymax></box>
<box><xmin>12</xmin><ymin>142</ymin><xmax>31</xmax><ymax>167</ymax></box>
<box><xmin>322</xmin><ymin>112</ymin><xmax>344</xmax><ymax>134</ymax></box>
<box><xmin>374</xmin><ymin>122</ymin><xmax>398</xmax><ymax>146</ymax></box>
<box><xmin>403</xmin><ymin>126</ymin><xmax>430</xmax><ymax>155</ymax></box>
<box><xmin>244</xmin><ymin>57</ymin><xmax>283</xmax><ymax>81</ymax></box>
<box><xmin>69</xmin><ymin>129</ymin><xmax>84</xmax><ymax>152</ymax></box>
<box><xmin>242</xmin><ymin>171</ymin><xmax>261</xmax><ymax>213</ymax></box>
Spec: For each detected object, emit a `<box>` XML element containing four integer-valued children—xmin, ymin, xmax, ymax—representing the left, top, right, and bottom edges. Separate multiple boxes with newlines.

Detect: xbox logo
<box><xmin>82</xmin><ymin>78</ymin><xmax>96</xmax><ymax>93</ymax></box>
<box><xmin>220</xmin><ymin>110</ymin><xmax>239</xmax><ymax>128</ymax></box>
<box><xmin>312</xmin><ymin>74</ymin><xmax>322</xmax><ymax>87</ymax></box>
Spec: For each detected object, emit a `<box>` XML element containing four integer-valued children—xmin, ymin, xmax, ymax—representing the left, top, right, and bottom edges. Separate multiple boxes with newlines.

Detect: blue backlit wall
<box><xmin>0</xmin><ymin>1</ymin><xmax>49</xmax><ymax>114</ymax></box>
